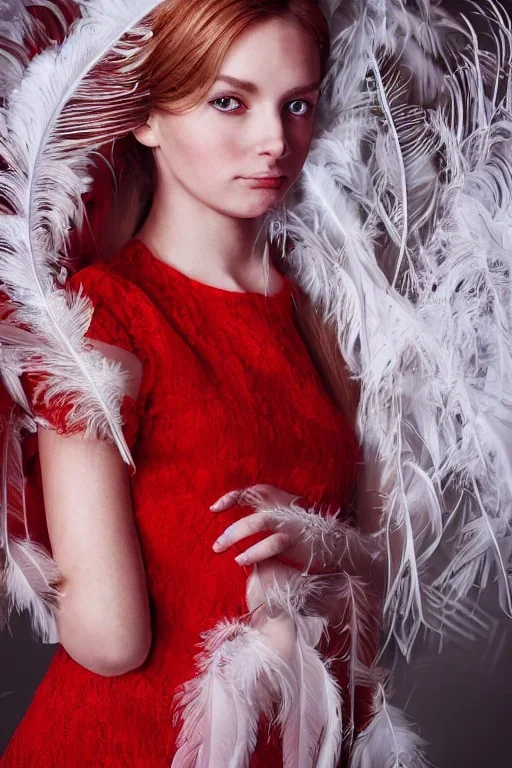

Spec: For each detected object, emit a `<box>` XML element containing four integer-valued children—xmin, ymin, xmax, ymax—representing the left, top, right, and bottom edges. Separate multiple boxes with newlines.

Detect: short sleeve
<box><xmin>21</xmin><ymin>264</ymin><xmax>145</xmax><ymax>454</ymax></box>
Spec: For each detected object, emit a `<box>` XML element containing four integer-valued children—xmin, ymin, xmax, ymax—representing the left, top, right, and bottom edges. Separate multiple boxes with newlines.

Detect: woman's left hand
<box><xmin>210</xmin><ymin>483</ymin><xmax>320</xmax><ymax>571</ymax></box>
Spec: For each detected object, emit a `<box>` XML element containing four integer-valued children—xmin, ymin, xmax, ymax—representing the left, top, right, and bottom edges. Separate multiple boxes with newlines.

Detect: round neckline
<box><xmin>127</xmin><ymin>238</ymin><xmax>294</xmax><ymax>306</ymax></box>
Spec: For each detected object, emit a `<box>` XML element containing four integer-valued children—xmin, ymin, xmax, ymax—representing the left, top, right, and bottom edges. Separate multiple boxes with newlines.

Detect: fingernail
<box><xmin>235</xmin><ymin>554</ymin><xmax>249</xmax><ymax>565</ymax></box>
<box><xmin>210</xmin><ymin>501</ymin><xmax>221</xmax><ymax>511</ymax></box>
<box><xmin>212</xmin><ymin>537</ymin><xmax>226</xmax><ymax>551</ymax></box>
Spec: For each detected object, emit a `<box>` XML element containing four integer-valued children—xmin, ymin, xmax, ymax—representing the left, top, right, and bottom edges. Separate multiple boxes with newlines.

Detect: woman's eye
<box><xmin>287</xmin><ymin>99</ymin><xmax>313</xmax><ymax>117</ymax></box>
<box><xmin>210</xmin><ymin>96</ymin><xmax>314</xmax><ymax>116</ymax></box>
<box><xmin>211</xmin><ymin>96</ymin><xmax>242</xmax><ymax>113</ymax></box>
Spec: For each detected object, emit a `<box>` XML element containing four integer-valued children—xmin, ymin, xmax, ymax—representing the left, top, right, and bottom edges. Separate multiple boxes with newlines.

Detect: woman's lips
<box><xmin>243</xmin><ymin>176</ymin><xmax>286</xmax><ymax>189</ymax></box>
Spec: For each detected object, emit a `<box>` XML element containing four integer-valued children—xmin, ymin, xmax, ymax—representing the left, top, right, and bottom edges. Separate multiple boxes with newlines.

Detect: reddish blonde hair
<box><xmin>93</xmin><ymin>0</ymin><xmax>330</xmax><ymax>247</ymax></box>
<box><xmin>142</xmin><ymin>0</ymin><xmax>330</xmax><ymax>113</ymax></box>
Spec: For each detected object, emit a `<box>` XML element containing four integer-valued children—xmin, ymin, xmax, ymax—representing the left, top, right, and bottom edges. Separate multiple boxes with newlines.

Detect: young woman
<box><xmin>0</xmin><ymin>1</ymin><xmax>384</xmax><ymax>766</ymax></box>
<box><xmin>7</xmin><ymin>0</ymin><xmax>508</xmax><ymax>764</ymax></box>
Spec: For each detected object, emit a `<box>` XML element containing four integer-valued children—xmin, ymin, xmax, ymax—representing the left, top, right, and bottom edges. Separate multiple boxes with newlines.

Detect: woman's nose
<box><xmin>256</xmin><ymin>112</ymin><xmax>290</xmax><ymax>159</ymax></box>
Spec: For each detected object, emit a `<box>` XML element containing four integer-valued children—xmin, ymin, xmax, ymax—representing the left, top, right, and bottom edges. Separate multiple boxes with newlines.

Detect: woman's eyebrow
<box><xmin>214</xmin><ymin>75</ymin><xmax>321</xmax><ymax>98</ymax></box>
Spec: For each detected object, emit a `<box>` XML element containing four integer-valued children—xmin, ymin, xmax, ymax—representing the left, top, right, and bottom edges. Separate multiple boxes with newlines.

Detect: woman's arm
<box><xmin>36</xmin><ymin>340</ymin><xmax>150</xmax><ymax>677</ymax></box>
<box><xmin>38</xmin><ymin>427</ymin><xmax>152</xmax><ymax>677</ymax></box>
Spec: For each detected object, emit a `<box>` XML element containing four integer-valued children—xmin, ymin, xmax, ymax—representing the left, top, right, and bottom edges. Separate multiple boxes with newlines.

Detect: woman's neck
<box><xmin>134</xmin><ymin>182</ymin><xmax>284</xmax><ymax>295</ymax></box>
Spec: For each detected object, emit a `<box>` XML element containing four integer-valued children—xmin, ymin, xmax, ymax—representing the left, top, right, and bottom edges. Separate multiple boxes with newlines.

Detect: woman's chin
<box><xmin>228</xmin><ymin>195</ymin><xmax>288</xmax><ymax>220</ymax></box>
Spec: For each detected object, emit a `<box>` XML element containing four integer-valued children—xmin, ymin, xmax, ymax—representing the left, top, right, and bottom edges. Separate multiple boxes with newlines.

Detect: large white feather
<box><xmin>0</xmin><ymin>0</ymin><xmax>164</xmax><ymax>642</ymax></box>
<box><xmin>271</xmin><ymin>0</ymin><xmax>512</xmax><ymax>658</ymax></box>
<box><xmin>0</xmin><ymin>0</ymin><xmax>166</xmax><ymax>465</ymax></box>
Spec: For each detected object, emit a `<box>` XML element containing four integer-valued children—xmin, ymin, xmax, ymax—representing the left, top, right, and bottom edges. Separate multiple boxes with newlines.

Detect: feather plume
<box><xmin>171</xmin><ymin>619</ymin><xmax>295</xmax><ymax>768</ymax></box>
<box><xmin>0</xmin><ymin>0</ymin><xmax>167</xmax><ymax>643</ymax></box>
<box><xmin>265</xmin><ymin>575</ymin><xmax>344</xmax><ymax>768</ymax></box>
<box><xmin>0</xmin><ymin>1</ymin><xmax>75</xmax><ymax>102</ymax></box>
<box><xmin>0</xmin><ymin>0</ymin><xmax>167</xmax><ymax>466</ymax></box>
<box><xmin>172</xmin><ymin>568</ymin><xmax>347</xmax><ymax>768</ymax></box>
<box><xmin>0</xmin><ymin>408</ymin><xmax>60</xmax><ymax>642</ymax></box>
<box><xmin>282</xmin><ymin>615</ymin><xmax>343</xmax><ymax>768</ymax></box>
<box><xmin>329</xmin><ymin>574</ymin><xmax>381</xmax><ymax>746</ymax></box>
<box><xmin>236</xmin><ymin>490</ymin><xmax>387</xmax><ymax>757</ymax></box>
<box><xmin>0</xmin><ymin>0</ymin><xmax>36</xmax><ymax>99</ymax></box>
<box><xmin>271</xmin><ymin>0</ymin><xmax>512</xmax><ymax>658</ymax></box>
<box><xmin>349</xmin><ymin>685</ymin><xmax>429</xmax><ymax>768</ymax></box>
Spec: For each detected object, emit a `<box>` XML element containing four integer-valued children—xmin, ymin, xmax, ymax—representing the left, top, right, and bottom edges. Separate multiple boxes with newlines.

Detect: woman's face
<box><xmin>137</xmin><ymin>13</ymin><xmax>322</xmax><ymax>219</ymax></box>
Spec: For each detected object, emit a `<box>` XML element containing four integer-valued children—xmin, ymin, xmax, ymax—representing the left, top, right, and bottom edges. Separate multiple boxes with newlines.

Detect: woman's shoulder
<box><xmin>66</xmin><ymin>252</ymin><xmax>146</xmax><ymax>306</ymax></box>
<box><xmin>65</xmin><ymin>252</ymin><xmax>159</xmax><ymax>357</ymax></box>
<box><xmin>68</xmin><ymin>241</ymin><xmax>160</xmax><ymax>317</ymax></box>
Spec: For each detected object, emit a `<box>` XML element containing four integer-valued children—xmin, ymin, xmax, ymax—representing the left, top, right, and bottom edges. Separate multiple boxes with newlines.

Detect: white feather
<box><xmin>349</xmin><ymin>685</ymin><xmax>429</xmax><ymax>768</ymax></box>
<box><xmin>0</xmin><ymin>0</ymin><xmax>166</xmax><ymax>466</ymax></box>
<box><xmin>0</xmin><ymin>0</ymin><xmax>36</xmax><ymax>98</ymax></box>
<box><xmin>0</xmin><ymin>0</ymin><xmax>166</xmax><ymax>646</ymax></box>
<box><xmin>171</xmin><ymin>619</ymin><xmax>295</xmax><ymax>768</ymax></box>
<box><xmin>172</xmin><ymin>564</ymin><xmax>350</xmax><ymax>768</ymax></box>
<box><xmin>0</xmin><ymin>409</ymin><xmax>60</xmax><ymax>642</ymax></box>
<box><xmin>269</xmin><ymin>584</ymin><xmax>344</xmax><ymax>768</ymax></box>
<box><xmin>271</xmin><ymin>0</ymin><xmax>512</xmax><ymax>658</ymax></box>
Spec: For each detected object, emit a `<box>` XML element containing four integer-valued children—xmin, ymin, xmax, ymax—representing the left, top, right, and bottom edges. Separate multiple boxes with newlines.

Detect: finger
<box><xmin>209</xmin><ymin>485</ymin><xmax>278</xmax><ymax>514</ymax></box>
<box><xmin>238</xmin><ymin>485</ymin><xmax>276</xmax><ymax>508</ymax></box>
<box><xmin>212</xmin><ymin>510</ymin><xmax>273</xmax><ymax>552</ymax></box>
<box><xmin>234</xmin><ymin>532</ymin><xmax>291</xmax><ymax>566</ymax></box>
<box><xmin>209</xmin><ymin>489</ymin><xmax>243</xmax><ymax>512</ymax></box>
<box><xmin>239</xmin><ymin>485</ymin><xmax>301</xmax><ymax>510</ymax></box>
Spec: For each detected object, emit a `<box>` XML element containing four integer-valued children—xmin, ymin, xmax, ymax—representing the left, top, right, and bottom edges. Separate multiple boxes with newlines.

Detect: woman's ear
<box><xmin>133</xmin><ymin>119</ymin><xmax>159</xmax><ymax>148</ymax></box>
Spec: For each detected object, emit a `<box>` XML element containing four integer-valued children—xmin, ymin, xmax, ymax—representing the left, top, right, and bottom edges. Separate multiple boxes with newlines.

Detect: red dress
<box><xmin>1</xmin><ymin>239</ymin><xmax>370</xmax><ymax>767</ymax></box>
